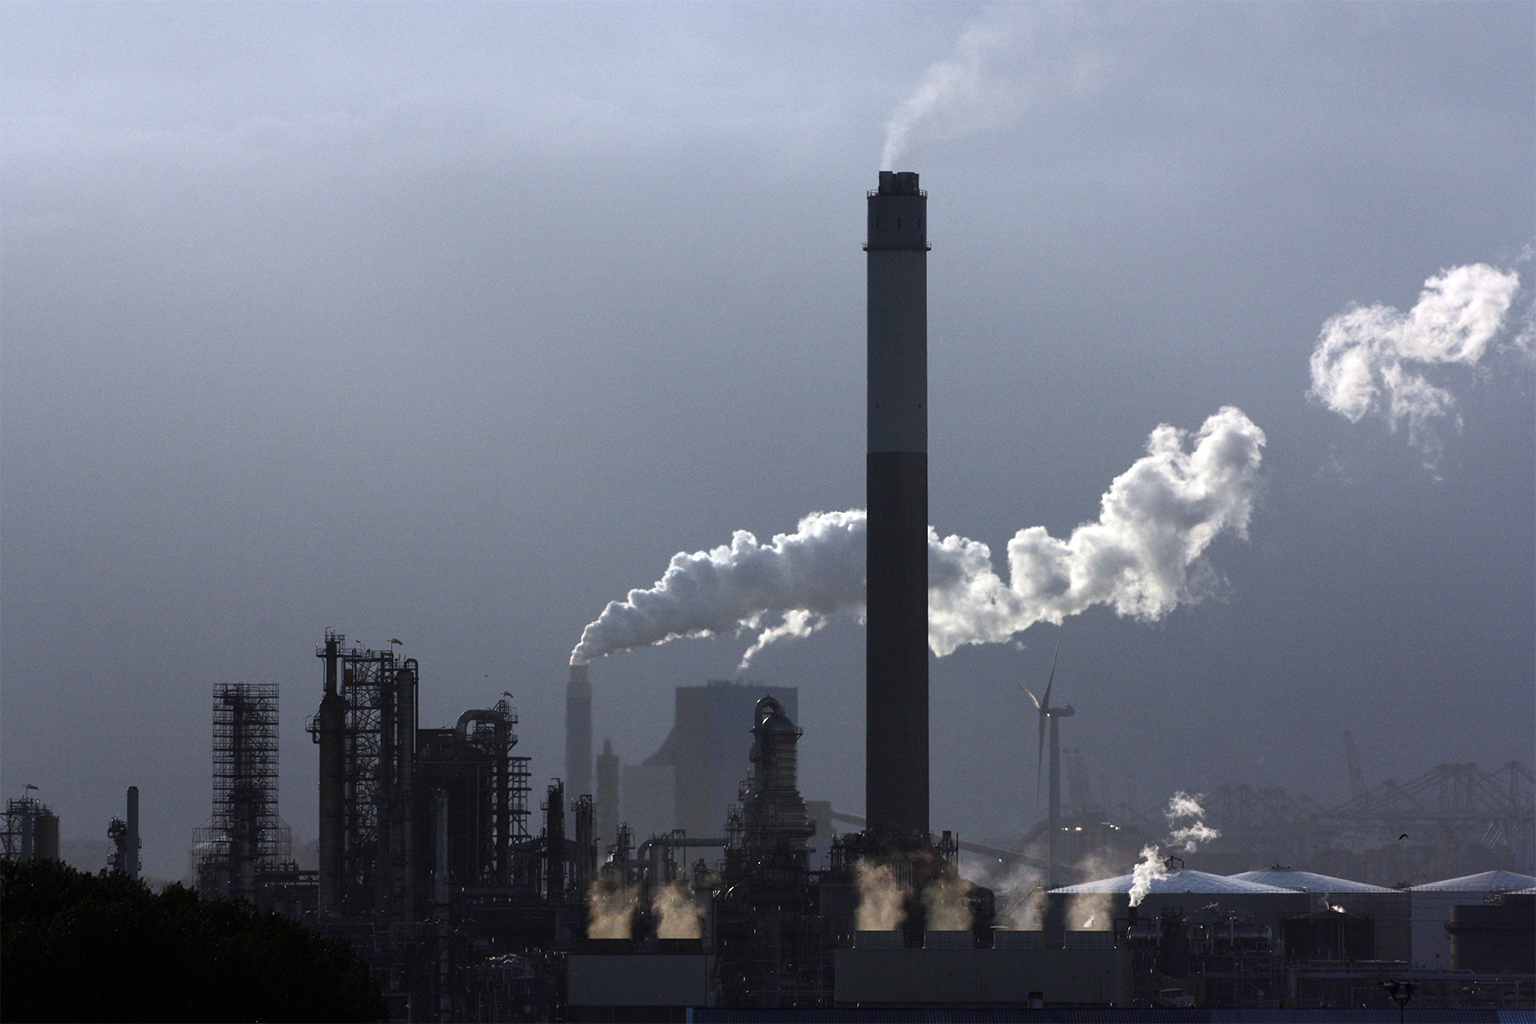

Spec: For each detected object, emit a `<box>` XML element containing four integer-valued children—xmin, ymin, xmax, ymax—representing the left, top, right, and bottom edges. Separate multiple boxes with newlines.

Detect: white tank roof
<box><xmin>1053</xmin><ymin>868</ymin><xmax>1296</xmax><ymax>895</ymax></box>
<box><xmin>1409</xmin><ymin>869</ymin><xmax>1536</xmax><ymax>892</ymax></box>
<box><xmin>1230</xmin><ymin>869</ymin><xmax>1396</xmax><ymax>893</ymax></box>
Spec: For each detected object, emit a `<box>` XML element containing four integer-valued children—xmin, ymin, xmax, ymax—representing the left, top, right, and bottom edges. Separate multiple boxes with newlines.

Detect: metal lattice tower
<box><xmin>481</xmin><ymin>697</ymin><xmax>533</xmax><ymax>845</ymax></box>
<box><xmin>340</xmin><ymin>645</ymin><xmax>395</xmax><ymax>904</ymax></box>
<box><xmin>2</xmin><ymin>797</ymin><xmax>57</xmax><ymax>862</ymax></box>
<box><xmin>195</xmin><ymin>682</ymin><xmax>290</xmax><ymax>899</ymax></box>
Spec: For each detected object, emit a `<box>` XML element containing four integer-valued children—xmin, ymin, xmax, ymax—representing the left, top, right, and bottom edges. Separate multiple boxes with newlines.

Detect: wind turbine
<box><xmin>1021</xmin><ymin>635</ymin><xmax>1073</xmax><ymax>890</ymax></box>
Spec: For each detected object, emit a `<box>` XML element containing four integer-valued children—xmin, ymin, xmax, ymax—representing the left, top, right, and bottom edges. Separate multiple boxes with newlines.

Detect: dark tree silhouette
<box><xmin>1</xmin><ymin>859</ymin><xmax>385</xmax><ymax>1022</ymax></box>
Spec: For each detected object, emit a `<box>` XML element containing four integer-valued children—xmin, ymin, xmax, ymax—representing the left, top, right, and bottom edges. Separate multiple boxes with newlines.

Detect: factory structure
<box><xmin>615</xmin><ymin>677</ymin><xmax>809</xmax><ymax>841</ymax></box>
<box><xmin>192</xmin><ymin>682</ymin><xmax>294</xmax><ymax>901</ymax></box>
<box><xmin>1</xmin><ymin>792</ymin><xmax>59</xmax><ymax>864</ymax></box>
<box><xmin>160</xmin><ymin>622</ymin><xmax>1530</xmax><ymax>1020</ymax></box>
<box><xmin>10</xmin><ymin>172</ymin><xmax>1532</xmax><ymax>1020</ymax></box>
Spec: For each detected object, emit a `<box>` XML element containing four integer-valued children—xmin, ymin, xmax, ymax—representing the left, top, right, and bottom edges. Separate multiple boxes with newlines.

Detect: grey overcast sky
<box><xmin>3</xmin><ymin>2</ymin><xmax>1532</xmax><ymax>881</ymax></box>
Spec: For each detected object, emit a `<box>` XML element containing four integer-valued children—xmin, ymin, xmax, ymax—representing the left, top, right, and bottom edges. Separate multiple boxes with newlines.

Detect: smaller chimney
<box><xmin>565</xmin><ymin>663</ymin><xmax>593</xmax><ymax>796</ymax></box>
<box><xmin>126</xmin><ymin>786</ymin><xmax>140</xmax><ymax>880</ymax></box>
<box><xmin>595</xmin><ymin>738</ymin><xmax>620</xmax><ymax>848</ymax></box>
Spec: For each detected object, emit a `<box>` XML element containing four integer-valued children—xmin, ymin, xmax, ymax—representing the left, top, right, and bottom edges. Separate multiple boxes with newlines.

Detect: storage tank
<box><xmin>1408</xmin><ymin>869</ymin><xmax>1536</xmax><ymax>967</ymax></box>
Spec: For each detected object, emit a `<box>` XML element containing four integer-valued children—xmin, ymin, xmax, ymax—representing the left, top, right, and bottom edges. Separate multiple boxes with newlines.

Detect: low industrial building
<box><xmin>1408</xmin><ymin>869</ymin><xmax>1536</xmax><ymax>968</ymax></box>
<box><xmin>1231</xmin><ymin>867</ymin><xmax>1410</xmax><ymax>963</ymax></box>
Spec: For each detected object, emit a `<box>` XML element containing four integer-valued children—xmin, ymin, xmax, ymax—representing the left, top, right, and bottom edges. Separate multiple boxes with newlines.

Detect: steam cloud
<box><xmin>991</xmin><ymin>863</ymin><xmax>1046</xmax><ymax>930</ymax></box>
<box><xmin>880</xmin><ymin>6</ymin><xmax>1107</xmax><ymax>170</ymax></box>
<box><xmin>1065</xmin><ymin>854</ymin><xmax>1115</xmax><ymax>931</ymax></box>
<box><xmin>1308</xmin><ymin>262</ymin><xmax>1526</xmax><ymax>466</ymax></box>
<box><xmin>922</xmin><ymin>874</ymin><xmax>975</xmax><ymax>932</ymax></box>
<box><xmin>653</xmin><ymin>882</ymin><xmax>704</xmax><ymax>939</ymax></box>
<box><xmin>571</xmin><ymin>407</ymin><xmax>1266</xmax><ymax>667</ymax></box>
<box><xmin>1127</xmin><ymin>845</ymin><xmax>1168</xmax><ymax>909</ymax></box>
<box><xmin>586</xmin><ymin>878</ymin><xmax>640</xmax><ymax>939</ymax></box>
<box><xmin>855</xmin><ymin>861</ymin><xmax>907</xmax><ymax>932</ymax></box>
<box><xmin>1067</xmin><ymin>891</ymin><xmax>1113</xmax><ymax>932</ymax></box>
<box><xmin>1128</xmin><ymin>791</ymin><xmax>1222</xmax><ymax>907</ymax></box>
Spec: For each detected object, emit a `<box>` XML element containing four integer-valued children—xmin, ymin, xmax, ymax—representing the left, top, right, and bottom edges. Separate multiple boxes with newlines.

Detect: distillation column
<box><xmin>316</xmin><ymin>633</ymin><xmax>346</xmax><ymax>912</ymax></box>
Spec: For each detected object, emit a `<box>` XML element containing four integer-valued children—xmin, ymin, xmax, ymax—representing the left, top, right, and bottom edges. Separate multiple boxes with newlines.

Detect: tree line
<box><xmin>1</xmin><ymin>858</ymin><xmax>386</xmax><ymax>1022</ymax></box>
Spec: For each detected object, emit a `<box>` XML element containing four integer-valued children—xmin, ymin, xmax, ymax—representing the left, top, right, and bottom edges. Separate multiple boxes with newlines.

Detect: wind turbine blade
<box><xmin>1036</xmin><ymin>702</ymin><xmax>1046</xmax><ymax>798</ymax></box>
<box><xmin>1042</xmin><ymin>634</ymin><xmax>1061</xmax><ymax>711</ymax></box>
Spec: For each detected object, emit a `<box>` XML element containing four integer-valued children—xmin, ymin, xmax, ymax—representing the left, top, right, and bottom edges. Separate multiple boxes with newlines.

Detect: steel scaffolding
<box><xmin>340</xmin><ymin>644</ymin><xmax>396</xmax><ymax>909</ymax></box>
<box><xmin>194</xmin><ymin>682</ymin><xmax>290</xmax><ymax>899</ymax></box>
<box><xmin>2</xmin><ymin>796</ymin><xmax>58</xmax><ymax>862</ymax></box>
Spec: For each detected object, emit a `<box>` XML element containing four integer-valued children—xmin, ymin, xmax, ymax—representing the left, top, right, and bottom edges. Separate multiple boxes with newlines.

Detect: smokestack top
<box><xmin>875</xmin><ymin>170</ymin><xmax>923</xmax><ymax>196</ymax></box>
<box><xmin>867</xmin><ymin>172</ymin><xmax>928</xmax><ymax>253</ymax></box>
<box><xmin>568</xmin><ymin>661</ymin><xmax>590</xmax><ymax>694</ymax></box>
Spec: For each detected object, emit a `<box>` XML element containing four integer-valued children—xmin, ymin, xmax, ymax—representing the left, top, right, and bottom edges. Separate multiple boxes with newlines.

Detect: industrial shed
<box><xmin>1230</xmin><ymin>868</ymin><xmax>1409</xmax><ymax>962</ymax></box>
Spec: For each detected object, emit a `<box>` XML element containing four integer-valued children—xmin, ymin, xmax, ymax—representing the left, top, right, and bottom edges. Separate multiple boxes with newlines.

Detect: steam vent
<box><xmin>865</xmin><ymin>169</ymin><xmax>930</xmax><ymax>837</ymax></box>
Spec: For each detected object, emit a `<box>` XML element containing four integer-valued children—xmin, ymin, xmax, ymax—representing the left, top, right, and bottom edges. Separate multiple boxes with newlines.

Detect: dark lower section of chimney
<box><xmin>865</xmin><ymin>450</ymin><xmax>929</xmax><ymax>836</ymax></box>
<box><xmin>566</xmin><ymin>663</ymin><xmax>592</xmax><ymax>797</ymax></box>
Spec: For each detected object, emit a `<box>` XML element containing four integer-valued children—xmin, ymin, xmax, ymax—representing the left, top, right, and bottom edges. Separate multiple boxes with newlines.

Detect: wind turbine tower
<box><xmin>1026</xmin><ymin>639</ymin><xmax>1074</xmax><ymax>889</ymax></box>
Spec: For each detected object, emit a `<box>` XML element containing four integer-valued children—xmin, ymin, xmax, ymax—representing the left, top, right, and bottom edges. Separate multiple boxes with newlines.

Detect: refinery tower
<box><xmin>865</xmin><ymin>170</ymin><xmax>929</xmax><ymax>838</ymax></box>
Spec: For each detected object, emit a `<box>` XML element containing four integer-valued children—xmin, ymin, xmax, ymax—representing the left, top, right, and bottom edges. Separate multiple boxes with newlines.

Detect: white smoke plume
<box><xmin>880</xmin><ymin>5</ymin><xmax>1109</xmax><ymax>170</ymax></box>
<box><xmin>652</xmin><ymin>881</ymin><xmax>703</xmax><ymax>939</ymax></box>
<box><xmin>572</xmin><ymin>407</ymin><xmax>1266</xmax><ymax>667</ymax></box>
<box><xmin>586</xmin><ymin>877</ymin><xmax>640</xmax><ymax>939</ymax></box>
<box><xmin>569</xmin><ymin>509</ymin><xmax>864</xmax><ymax>667</ymax></box>
<box><xmin>1167</xmin><ymin>820</ymin><xmax>1220</xmax><ymax>852</ymax></box>
<box><xmin>1127</xmin><ymin>844</ymin><xmax>1167</xmax><ymax>909</ymax></box>
<box><xmin>1164</xmin><ymin>792</ymin><xmax>1205</xmax><ymax>821</ymax></box>
<box><xmin>1308</xmin><ymin>262</ymin><xmax>1525</xmax><ymax>467</ymax></box>
<box><xmin>855</xmin><ymin>861</ymin><xmax>907</xmax><ymax>932</ymax></box>
<box><xmin>1128</xmin><ymin>792</ymin><xmax>1222</xmax><ymax>907</ymax></box>
<box><xmin>1164</xmin><ymin>790</ymin><xmax>1220</xmax><ymax>854</ymax></box>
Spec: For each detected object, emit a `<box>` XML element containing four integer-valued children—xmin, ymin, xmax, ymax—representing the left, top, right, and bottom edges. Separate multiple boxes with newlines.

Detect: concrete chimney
<box><xmin>126</xmin><ymin>786</ymin><xmax>140</xmax><ymax>880</ymax></box>
<box><xmin>595</xmin><ymin>737</ymin><xmax>620</xmax><ymax>847</ymax></box>
<box><xmin>565</xmin><ymin>663</ymin><xmax>593</xmax><ymax>796</ymax></box>
<box><xmin>865</xmin><ymin>169</ymin><xmax>929</xmax><ymax>837</ymax></box>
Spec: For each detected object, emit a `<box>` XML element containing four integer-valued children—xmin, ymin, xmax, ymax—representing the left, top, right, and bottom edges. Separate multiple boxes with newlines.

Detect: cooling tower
<box><xmin>865</xmin><ymin>170</ymin><xmax>929</xmax><ymax>837</ymax></box>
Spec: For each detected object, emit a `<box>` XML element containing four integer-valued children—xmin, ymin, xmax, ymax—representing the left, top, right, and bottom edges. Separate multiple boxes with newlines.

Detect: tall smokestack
<box><xmin>565</xmin><ymin>663</ymin><xmax>593</xmax><ymax>796</ymax></box>
<box><xmin>125</xmin><ymin>786</ymin><xmax>140</xmax><ymax>881</ymax></box>
<box><xmin>865</xmin><ymin>170</ymin><xmax>929</xmax><ymax>837</ymax></box>
<box><xmin>595</xmin><ymin>737</ymin><xmax>619</xmax><ymax>847</ymax></box>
